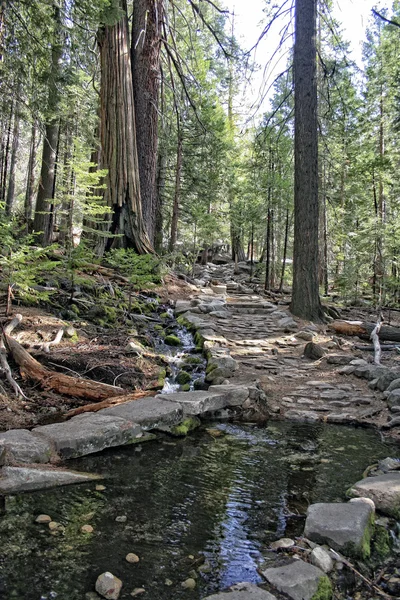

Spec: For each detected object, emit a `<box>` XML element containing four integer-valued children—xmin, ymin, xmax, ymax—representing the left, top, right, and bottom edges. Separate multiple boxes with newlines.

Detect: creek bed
<box><xmin>0</xmin><ymin>422</ymin><xmax>398</xmax><ymax>600</ymax></box>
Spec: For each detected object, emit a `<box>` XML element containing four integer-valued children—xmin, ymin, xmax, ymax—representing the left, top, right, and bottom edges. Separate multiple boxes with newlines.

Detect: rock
<box><xmin>270</xmin><ymin>538</ymin><xmax>295</xmax><ymax>550</ymax></box>
<box><xmin>310</xmin><ymin>547</ymin><xmax>334</xmax><ymax>573</ymax></box>
<box><xmin>0</xmin><ymin>429</ymin><xmax>53</xmax><ymax>464</ymax></box>
<box><xmin>175</xmin><ymin>300</ymin><xmax>193</xmax><ymax>315</ymax></box>
<box><xmin>377</xmin><ymin>458</ymin><xmax>400</xmax><ymax>472</ymax></box>
<box><xmin>115</xmin><ymin>515</ymin><xmax>127</xmax><ymax>523</ymax></box>
<box><xmin>210</xmin><ymin>284</ymin><xmax>227</xmax><ymax>295</ymax></box>
<box><xmin>0</xmin><ymin>466</ymin><xmax>101</xmax><ymax>495</ymax></box>
<box><xmin>0</xmin><ymin>445</ymin><xmax>5</xmax><ymax>466</ymax></box>
<box><xmin>126</xmin><ymin>553</ymin><xmax>139</xmax><ymax>563</ymax></box>
<box><xmin>176</xmin><ymin>370</ymin><xmax>191</xmax><ymax>385</ymax></box>
<box><xmin>376</xmin><ymin>370</ymin><xmax>400</xmax><ymax>391</ymax></box>
<box><xmin>304</xmin><ymin>343</ymin><xmax>325</xmax><ymax>360</ymax></box>
<box><xmin>354</xmin><ymin>365</ymin><xmax>387</xmax><ymax>381</ymax></box>
<box><xmin>326</xmin><ymin>355</ymin><xmax>354</xmax><ymax>365</ymax></box>
<box><xmin>81</xmin><ymin>524</ymin><xmax>94</xmax><ymax>533</ymax></box>
<box><xmin>101</xmin><ymin>397</ymin><xmax>183</xmax><ymax>430</ymax></box>
<box><xmin>181</xmin><ymin>578</ymin><xmax>196</xmax><ymax>590</ymax></box>
<box><xmin>208</xmin><ymin>384</ymin><xmax>249</xmax><ymax>406</ymax></box>
<box><xmin>202</xmin><ymin>582</ymin><xmax>277</xmax><ymax>599</ymax></box>
<box><xmin>164</xmin><ymin>334</ymin><xmax>181</xmax><ymax>346</ymax></box>
<box><xmin>35</xmin><ymin>514</ymin><xmax>52</xmax><ymax>524</ymax></box>
<box><xmin>284</xmin><ymin>410</ymin><xmax>320</xmax><ymax>423</ymax></box>
<box><xmin>209</xmin><ymin>310</ymin><xmax>230</xmax><ymax>319</ymax></box>
<box><xmin>304</xmin><ymin>502</ymin><xmax>374</xmax><ymax>558</ymax></box>
<box><xmin>130</xmin><ymin>588</ymin><xmax>145</xmax><ymax>596</ymax></box>
<box><xmin>95</xmin><ymin>572</ymin><xmax>123</xmax><ymax>600</ymax></box>
<box><xmin>386</xmin><ymin>378</ymin><xmax>400</xmax><ymax>392</ymax></box>
<box><xmin>278</xmin><ymin>317</ymin><xmax>298</xmax><ymax>330</ymax></box>
<box><xmin>261</xmin><ymin>558</ymin><xmax>331</xmax><ymax>600</ymax></box>
<box><xmin>124</xmin><ymin>342</ymin><xmax>143</xmax><ymax>355</ymax></box>
<box><xmin>338</xmin><ymin>366</ymin><xmax>355</xmax><ymax>375</ymax></box>
<box><xmin>205</xmin><ymin>354</ymin><xmax>238</xmax><ymax>383</ymax></box>
<box><xmin>156</xmin><ymin>390</ymin><xmax>226</xmax><ymax>416</ymax></box>
<box><xmin>348</xmin><ymin>472</ymin><xmax>400</xmax><ymax>518</ymax></box>
<box><xmin>386</xmin><ymin>389</ymin><xmax>400</xmax><ymax>408</ymax></box>
<box><xmin>295</xmin><ymin>331</ymin><xmax>315</xmax><ymax>341</ymax></box>
<box><xmin>349</xmin><ymin>497</ymin><xmax>376</xmax><ymax>511</ymax></box>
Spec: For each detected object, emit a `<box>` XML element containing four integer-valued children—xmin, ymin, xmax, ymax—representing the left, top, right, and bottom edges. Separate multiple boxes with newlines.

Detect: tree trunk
<box><xmin>290</xmin><ymin>0</ymin><xmax>324</xmax><ymax>322</ymax></box>
<box><xmin>5</xmin><ymin>101</ymin><xmax>19</xmax><ymax>215</ymax></box>
<box><xmin>25</xmin><ymin>121</ymin><xmax>38</xmax><ymax>228</ymax></box>
<box><xmin>0</xmin><ymin>104</ymin><xmax>12</xmax><ymax>203</ymax></box>
<box><xmin>279</xmin><ymin>208</ymin><xmax>290</xmax><ymax>292</ymax></box>
<box><xmin>265</xmin><ymin>208</ymin><xmax>272</xmax><ymax>291</ymax></box>
<box><xmin>168</xmin><ymin>122</ymin><xmax>183</xmax><ymax>252</ymax></box>
<box><xmin>98</xmin><ymin>0</ymin><xmax>153</xmax><ymax>254</ymax></box>
<box><xmin>33</xmin><ymin>3</ymin><xmax>63</xmax><ymax>246</ymax></box>
<box><xmin>131</xmin><ymin>0</ymin><xmax>163</xmax><ymax>246</ymax></box>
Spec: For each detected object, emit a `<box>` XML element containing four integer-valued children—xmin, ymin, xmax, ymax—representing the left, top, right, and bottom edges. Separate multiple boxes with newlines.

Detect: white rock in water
<box><xmin>310</xmin><ymin>546</ymin><xmax>334</xmax><ymax>573</ymax></box>
<box><xmin>95</xmin><ymin>572</ymin><xmax>123</xmax><ymax>600</ymax></box>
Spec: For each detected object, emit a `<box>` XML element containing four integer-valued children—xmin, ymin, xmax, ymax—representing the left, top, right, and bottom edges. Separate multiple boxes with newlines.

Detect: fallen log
<box><xmin>329</xmin><ymin>320</ymin><xmax>400</xmax><ymax>342</ymax></box>
<box><xmin>65</xmin><ymin>390</ymin><xmax>154</xmax><ymax>418</ymax></box>
<box><xmin>4</xmin><ymin>334</ymin><xmax>125</xmax><ymax>401</ymax></box>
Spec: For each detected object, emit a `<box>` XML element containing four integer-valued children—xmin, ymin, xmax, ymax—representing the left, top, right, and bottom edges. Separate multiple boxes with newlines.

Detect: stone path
<box><xmin>176</xmin><ymin>291</ymin><xmax>393</xmax><ymax>430</ymax></box>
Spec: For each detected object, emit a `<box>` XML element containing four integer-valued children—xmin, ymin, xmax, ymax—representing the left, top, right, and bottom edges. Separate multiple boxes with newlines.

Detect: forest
<box><xmin>0</xmin><ymin>0</ymin><xmax>399</xmax><ymax>316</ymax></box>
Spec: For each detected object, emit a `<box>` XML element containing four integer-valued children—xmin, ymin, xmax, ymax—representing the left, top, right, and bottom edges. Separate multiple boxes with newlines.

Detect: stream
<box><xmin>0</xmin><ymin>421</ymin><xmax>399</xmax><ymax>600</ymax></box>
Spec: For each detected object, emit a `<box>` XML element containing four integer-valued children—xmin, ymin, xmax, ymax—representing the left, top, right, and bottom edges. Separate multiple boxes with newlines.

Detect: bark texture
<box><xmin>98</xmin><ymin>0</ymin><xmax>153</xmax><ymax>253</ymax></box>
<box><xmin>132</xmin><ymin>0</ymin><xmax>163</xmax><ymax>245</ymax></box>
<box><xmin>290</xmin><ymin>0</ymin><xmax>324</xmax><ymax>322</ymax></box>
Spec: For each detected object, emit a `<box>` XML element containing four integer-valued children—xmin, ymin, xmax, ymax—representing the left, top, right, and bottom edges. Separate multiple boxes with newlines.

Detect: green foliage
<box><xmin>106</xmin><ymin>248</ymin><xmax>162</xmax><ymax>288</ymax></box>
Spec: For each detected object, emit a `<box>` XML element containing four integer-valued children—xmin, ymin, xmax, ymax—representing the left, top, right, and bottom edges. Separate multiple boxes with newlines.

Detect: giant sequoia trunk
<box><xmin>98</xmin><ymin>0</ymin><xmax>153</xmax><ymax>254</ymax></box>
<box><xmin>290</xmin><ymin>0</ymin><xmax>324</xmax><ymax>322</ymax></box>
<box><xmin>132</xmin><ymin>0</ymin><xmax>163</xmax><ymax>246</ymax></box>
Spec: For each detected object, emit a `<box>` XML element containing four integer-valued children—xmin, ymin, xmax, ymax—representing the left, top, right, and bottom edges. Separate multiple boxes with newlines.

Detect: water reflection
<box><xmin>0</xmin><ymin>422</ymin><xmax>397</xmax><ymax>599</ymax></box>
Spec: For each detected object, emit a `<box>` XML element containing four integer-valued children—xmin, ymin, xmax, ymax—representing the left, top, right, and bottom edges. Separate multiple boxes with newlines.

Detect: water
<box><xmin>0</xmin><ymin>422</ymin><xmax>398</xmax><ymax>600</ymax></box>
<box><xmin>160</xmin><ymin>327</ymin><xmax>206</xmax><ymax>394</ymax></box>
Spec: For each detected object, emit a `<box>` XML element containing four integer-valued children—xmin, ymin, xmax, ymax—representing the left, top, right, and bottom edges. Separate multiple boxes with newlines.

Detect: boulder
<box><xmin>0</xmin><ymin>466</ymin><xmax>101</xmax><ymax>494</ymax></box>
<box><xmin>0</xmin><ymin>429</ymin><xmax>53</xmax><ymax>463</ymax></box>
<box><xmin>376</xmin><ymin>370</ymin><xmax>400</xmax><ymax>392</ymax></box>
<box><xmin>304</xmin><ymin>502</ymin><xmax>374</xmax><ymax>558</ymax></box>
<box><xmin>208</xmin><ymin>384</ymin><xmax>249</xmax><ymax>406</ymax></box>
<box><xmin>304</xmin><ymin>343</ymin><xmax>325</xmax><ymax>360</ymax></box>
<box><xmin>156</xmin><ymin>390</ymin><xmax>226</xmax><ymax>416</ymax></box>
<box><xmin>202</xmin><ymin>582</ymin><xmax>277</xmax><ymax>599</ymax></box>
<box><xmin>348</xmin><ymin>472</ymin><xmax>400</xmax><ymax>518</ymax></box>
<box><xmin>310</xmin><ymin>547</ymin><xmax>334</xmax><ymax>573</ymax></box>
<box><xmin>386</xmin><ymin>389</ymin><xmax>400</xmax><ymax>408</ymax></box>
<box><xmin>206</xmin><ymin>354</ymin><xmax>238</xmax><ymax>383</ymax></box>
<box><xmin>261</xmin><ymin>559</ymin><xmax>332</xmax><ymax>600</ymax></box>
<box><xmin>386</xmin><ymin>378</ymin><xmax>400</xmax><ymax>393</ymax></box>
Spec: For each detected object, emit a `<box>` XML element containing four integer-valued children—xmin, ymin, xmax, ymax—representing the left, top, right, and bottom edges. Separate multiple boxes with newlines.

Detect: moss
<box><xmin>183</xmin><ymin>356</ymin><xmax>203</xmax><ymax>365</ymax></box>
<box><xmin>344</xmin><ymin>511</ymin><xmax>374</xmax><ymax>560</ymax></box>
<box><xmin>70</xmin><ymin>304</ymin><xmax>80</xmax><ymax>315</ymax></box>
<box><xmin>373</xmin><ymin>525</ymin><xmax>391</xmax><ymax>558</ymax></box>
<box><xmin>157</xmin><ymin>368</ymin><xmax>166</xmax><ymax>387</ymax></box>
<box><xmin>160</xmin><ymin>312</ymin><xmax>170</xmax><ymax>319</ymax></box>
<box><xmin>169</xmin><ymin>417</ymin><xmax>201</xmax><ymax>436</ymax></box>
<box><xmin>311</xmin><ymin>576</ymin><xmax>332</xmax><ymax>600</ymax></box>
<box><xmin>153</xmin><ymin>324</ymin><xmax>164</xmax><ymax>332</ymax></box>
<box><xmin>206</xmin><ymin>362</ymin><xmax>218</xmax><ymax>375</ymax></box>
<box><xmin>103</xmin><ymin>306</ymin><xmax>117</xmax><ymax>323</ymax></box>
<box><xmin>180</xmin><ymin>384</ymin><xmax>191</xmax><ymax>391</ymax></box>
<box><xmin>176</xmin><ymin>371</ymin><xmax>191</xmax><ymax>385</ymax></box>
<box><xmin>177</xmin><ymin>315</ymin><xmax>192</xmax><ymax>328</ymax></box>
<box><xmin>194</xmin><ymin>331</ymin><xmax>204</xmax><ymax>347</ymax></box>
<box><xmin>165</xmin><ymin>334</ymin><xmax>181</xmax><ymax>346</ymax></box>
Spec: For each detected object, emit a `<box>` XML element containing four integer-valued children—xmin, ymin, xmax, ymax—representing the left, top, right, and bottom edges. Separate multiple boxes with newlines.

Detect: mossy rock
<box><xmin>160</xmin><ymin>312</ymin><xmax>170</xmax><ymax>319</ymax></box>
<box><xmin>194</xmin><ymin>332</ymin><xmax>204</xmax><ymax>347</ymax></box>
<box><xmin>165</xmin><ymin>334</ymin><xmax>181</xmax><ymax>346</ymax></box>
<box><xmin>372</xmin><ymin>525</ymin><xmax>391</xmax><ymax>558</ymax></box>
<box><xmin>194</xmin><ymin>379</ymin><xmax>208</xmax><ymax>391</ymax></box>
<box><xmin>183</xmin><ymin>356</ymin><xmax>203</xmax><ymax>366</ymax></box>
<box><xmin>180</xmin><ymin>384</ymin><xmax>191</xmax><ymax>391</ymax></box>
<box><xmin>311</xmin><ymin>575</ymin><xmax>332</xmax><ymax>600</ymax></box>
<box><xmin>176</xmin><ymin>371</ymin><xmax>191</xmax><ymax>385</ymax></box>
<box><xmin>169</xmin><ymin>417</ymin><xmax>201</xmax><ymax>436</ymax></box>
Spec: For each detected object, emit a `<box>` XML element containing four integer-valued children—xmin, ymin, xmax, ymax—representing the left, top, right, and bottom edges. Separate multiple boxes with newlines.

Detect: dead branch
<box><xmin>64</xmin><ymin>390</ymin><xmax>154</xmax><ymax>418</ymax></box>
<box><xmin>329</xmin><ymin>549</ymin><xmax>391</xmax><ymax>599</ymax></box>
<box><xmin>0</xmin><ymin>314</ymin><xmax>26</xmax><ymax>398</ymax></box>
<box><xmin>38</xmin><ymin>327</ymin><xmax>64</xmax><ymax>353</ymax></box>
<box><xmin>4</xmin><ymin>334</ymin><xmax>125</xmax><ymax>401</ymax></box>
<box><xmin>371</xmin><ymin>314</ymin><xmax>383</xmax><ymax>365</ymax></box>
<box><xmin>329</xmin><ymin>320</ymin><xmax>400</xmax><ymax>342</ymax></box>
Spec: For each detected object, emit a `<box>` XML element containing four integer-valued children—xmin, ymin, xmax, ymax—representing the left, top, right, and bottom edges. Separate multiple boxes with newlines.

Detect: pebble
<box><xmin>95</xmin><ymin>572</ymin><xmax>122</xmax><ymax>600</ymax></box>
<box><xmin>126</xmin><ymin>553</ymin><xmax>140</xmax><ymax>564</ymax></box>
<box><xmin>81</xmin><ymin>524</ymin><xmax>94</xmax><ymax>534</ymax></box>
<box><xmin>96</xmin><ymin>485</ymin><xmax>106</xmax><ymax>491</ymax></box>
<box><xmin>270</xmin><ymin>537</ymin><xmax>295</xmax><ymax>550</ymax></box>
<box><xmin>35</xmin><ymin>514</ymin><xmax>52</xmax><ymax>524</ymax></box>
<box><xmin>115</xmin><ymin>515</ymin><xmax>127</xmax><ymax>523</ymax></box>
<box><xmin>181</xmin><ymin>578</ymin><xmax>196</xmax><ymax>590</ymax></box>
<box><xmin>48</xmin><ymin>521</ymin><xmax>61</xmax><ymax>531</ymax></box>
<box><xmin>130</xmin><ymin>589</ymin><xmax>145</xmax><ymax>597</ymax></box>
<box><xmin>164</xmin><ymin>579</ymin><xmax>173</xmax><ymax>586</ymax></box>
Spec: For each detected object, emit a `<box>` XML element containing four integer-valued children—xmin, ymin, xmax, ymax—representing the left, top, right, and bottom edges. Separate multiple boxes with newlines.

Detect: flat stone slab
<box><xmin>101</xmin><ymin>397</ymin><xmax>183</xmax><ymax>428</ymax></box>
<box><xmin>207</xmin><ymin>384</ymin><xmax>249</xmax><ymax>406</ymax></box>
<box><xmin>0</xmin><ymin>429</ymin><xmax>53</xmax><ymax>463</ymax></box>
<box><xmin>261</xmin><ymin>559</ymin><xmax>329</xmax><ymax>600</ymax></box>
<box><xmin>156</xmin><ymin>391</ymin><xmax>226</xmax><ymax>416</ymax></box>
<box><xmin>34</xmin><ymin>414</ymin><xmax>143</xmax><ymax>459</ymax></box>
<box><xmin>304</xmin><ymin>502</ymin><xmax>373</xmax><ymax>557</ymax></box>
<box><xmin>202</xmin><ymin>582</ymin><xmax>276</xmax><ymax>599</ymax></box>
<box><xmin>0</xmin><ymin>466</ymin><xmax>101</xmax><ymax>494</ymax></box>
<box><xmin>348</xmin><ymin>473</ymin><xmax>400</xmax><ymax>518</ymax></box>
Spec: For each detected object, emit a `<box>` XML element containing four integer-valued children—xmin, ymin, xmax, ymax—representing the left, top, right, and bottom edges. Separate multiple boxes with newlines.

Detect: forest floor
<box><xmin>0</xmin><ymin>265</ymin><xmax>399</xmax><ymax>447</ymax></box>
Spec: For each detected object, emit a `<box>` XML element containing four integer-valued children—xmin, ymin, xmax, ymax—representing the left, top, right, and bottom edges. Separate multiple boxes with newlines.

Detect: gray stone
<box><xmin>319</xmin><ymin>389</ymin><xmax>348</xmax><ymax>401</ymax></box>
<box><xmin>34</xmin><ymin>414</ymin><xmax>143</xmax><ymax>459</ymax></box>
<box><xmin>354</xmin><ymin>365</ymin><xmax>387</xmax><ymax>381</ymax></box>
<box><xmin>278</xmin><ymin>317</ymin><xmax>298</xmax><ymax>330</ymax></box>
<box><xmin>95</xmin><ymin>572</ymin><xmax>122</xmax><ymax>600</ymax></box>
<box><xmin>156</xmin><ymin>391</ymin><xmax>225</xmax><ymax>415</ymax></box>
<box><xmin>270</xmin><ymin>538</ymin><xmax>295</xmax><ymax>550</ymax></box>
<box><xmin>295</xmin><ymin>331</ymin><xmax>315</xmax><ymax>341</ymax></box>
<box><xmin>199</xmin><ymin>301</ymin><xmax>226</xmax><ymax>314</ymax></box>
<box><xmin>0</xmin><ymin>466</ymin><xmax>101</xmax><ymax>494</ymax></box>
<box><xmin>376</xmin><ymin>370</ymin><xmax>400</xmax><ymax>391</ymax></box>
<box><xmin>261</xmin><ymin>559</ymin><xmax>329</xmax><ymax>600</ymax></box>
<box><xmin>304</xmin><ymin>343</ymin><xmax>325</xmax><ymax>360</ymax></box>
<box><xmin>348</xmin><ymin>473</ymin><xmax>400</xmax><ymax>518</ymax></box>
<box><xmin>206</xmin><ymin>354</ymin><xmax>238</xmax><ymax>383</ymax></box>
<box><xmin>0</xmin><ymin>445</ymin><xmax>6</xmax><ymax>466</ymax></box>
<box><xmin>338</xmin><ymin>366</ymin><xmax>355</xmax><ymax>375</ymax></box>
<box><xmin>310</xmin><ymin>547</ymin><xmax>334</xmax><ymax>573</ymax></box>
<box><xmin>304</xmin><ymin>502</ymin><xmax>374</xmax><ymax>557</ymax></box>
<box><xmin>209</xmin><ymin>310</ymin><xmax>230</xmax><ymax>319</ymax></box>
<box><xmin>327</xmin><ymin>355</ymin><xmax>354</xmax><ymax>365</ymax></box>
<box><xmin>386</xmin><ymin>416</ymin><xmax>400</xmax><ymax>428</ymax></box>
<box><xmin>0</xmin><ymin>429</ymin><xmax>53</xmax><ymax>464</ymax></box>
<box><xmin>386</xmin><ymin>378</ymin><xmax>400</xmax><ymax>392</ymax></box>
<box><xmin>378</xmin><ymin>458</ymin><xmax>400</xmax><ymax>473</ymax></box>
<box><xmin>285</xmin><ymin>410</ymin><xmax>320</xmax><ymax>423</ymax></box>
<box><xmin>386</xmin><ymin>389</ymin><xmax>400</xmax><ymax>408</ymax></box>
<box><xmin>208</xmin><ymin>384</ymin><xmax>249</xmax><ymax>406</ymax></box>
<box><xmin>326</xmin><ymin>413</ymin><xmax>355</xmax><ymax>424</ymax></box>
<box><xmin>124</xmin><ymin>342</ymin><xmax>143</xmax><ymax>355</ymax></box>
<box><xmin>175</xmin><ymin>300</ymin><xmax>193</xmax><ymax>315</ymax></box>
<box><xmin>101</xmin><ymin>397</ymin><xmax>182</xmax><ymax>429</ymax></box>
<box><xmin>202</xmin><ymin>582</ymin><xmax>276</xmax><ymax>600</ymax></box>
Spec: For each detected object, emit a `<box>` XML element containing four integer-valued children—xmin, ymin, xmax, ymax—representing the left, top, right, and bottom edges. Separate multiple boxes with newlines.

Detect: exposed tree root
<box><xmin>0</xmin><ymin>314</ymin><xmax>26</xmax><ymax>398</ymax></box>
<box><xmin>4</xmin><ymin>334</ymin><xmax>125</xmax><ymax>401</ymax></box>
<box><xmin>65</xmin><ymin>390</ymin><xmax>154</xmax><ymax>418</ymax></box>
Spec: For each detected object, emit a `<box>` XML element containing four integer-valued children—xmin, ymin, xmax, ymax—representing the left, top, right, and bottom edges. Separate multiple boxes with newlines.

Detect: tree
<box><xmin>132</xmin><ymin>0</ymin><xmax>163</xmax><ymax>246</ymax></box>
<box><xmin>290</xmin><ymin>0</ymin><xmax>324</xmax><ymax>321</ymax></box>
<box><xmin>97</xmin><ymin>0</ymin><xmax>153</xmax><ymax>253</ymax></box>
